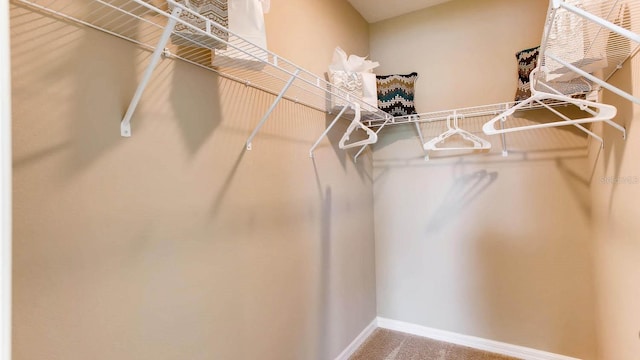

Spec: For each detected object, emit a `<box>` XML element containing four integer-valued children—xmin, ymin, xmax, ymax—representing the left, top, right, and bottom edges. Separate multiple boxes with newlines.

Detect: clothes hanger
<box><xmin>339</xmin><ymin>103</ymin><xmax>379</xmax><ymax>150</ymax></box>
<box><xmin>423</xmin><ymin>114</ymin><xmax>491</xmax><ymax>160</ymax></box>
<box><xmin>482</xmin><ymin>68</ymin><xmax>623</xmax><ymax>137</ymax></box>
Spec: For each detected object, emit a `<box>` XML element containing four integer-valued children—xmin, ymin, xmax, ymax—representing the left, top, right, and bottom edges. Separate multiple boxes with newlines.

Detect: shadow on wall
<box><xmin>10</xmin><ymin>3</ymin><xmax>135</xmax><ymax>173</ymax></box>
<box><xmin>318</xmin><ymin>186</ymin><xmax>332</xmax><ymax>360</ymax></box>
<box><xmin>10</xmin><ymin>2</ymin><xmax>223</xmax><ymax>172</ymax></box>
<box><xmin>209</xmin><ymin>147</ymin><xmax>247</xmax><ymax>218</ymax></box>
<box><xmin>325</xmin><ymin>112</ymin><xmax>350</xmax><ymax>170</ymax></box>
<box><xmin>556</xmin><ymin>156</ymin><xmax>593</xmax><ymax>218</ymax></box>
<box><xmin>600</xmin><ymin>58</ymin><xmax>635</xmax><ymax>217</ymax></box>
<box><xmin>311</xmin><ymin>158</ymin><xmax>333</xmax><ymax>360</ymax></box>
<box><xmin>312</xmin><ymin>152</ymin><xmax>373</xmax><ymax>360</ymax></box>
<box><xmin>205</xmin><ymin>93</ymin><xmax>374</xmax><ymax>220</ymax></box>
<box><xmin>373</xmin><ymin>146</ymin><xmax>590</xmax><ymax>170</ymax></box>
<box><xmin>69</xmin><ymin>27</ymin><xmax>137</xmax><ymax>173</ymax></box>
<box><xmin>426</xmin><ymin>169</ymin><xmax>498</xmax><ymax>233</ymax></box>
<box><xmin>171</xmin><ymin>46</ymin><xmax>221</xmax><ymax>154</ymax></box>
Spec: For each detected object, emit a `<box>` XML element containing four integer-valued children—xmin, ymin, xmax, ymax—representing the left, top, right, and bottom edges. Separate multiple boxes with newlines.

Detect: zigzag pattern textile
<box><xmin>514</xmin><ymin>46</ymin><xmax>539</xmax><ymax>101</ymax></box>
<box><xmin>376</xmin><ymin>72</ymin><xmax>418</xmax><ymax>116</ymax></box>
<box><xmin>172</xmin><ymin>0</ymin><xmax>229</xmax><ymax>49</ymax></box>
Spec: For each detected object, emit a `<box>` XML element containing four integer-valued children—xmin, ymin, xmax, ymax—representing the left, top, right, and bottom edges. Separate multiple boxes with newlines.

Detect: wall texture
<box><xmin>10</xmin><ymin>1</ymin><xmax>375</xmax><ymax>359</ymax></box>
<box><xmin>370</xmin><ymin>0</ymin><xmax>597</xmax><ymax>359</ymax></box>
<box><xmin>590</xmin><ymin>53</ymin><xmax>640</xmax><ymax>360</ymax></box>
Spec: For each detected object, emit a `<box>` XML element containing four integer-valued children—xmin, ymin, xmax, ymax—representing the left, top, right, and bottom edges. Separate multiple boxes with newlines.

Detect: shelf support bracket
<box><xmin>309</xmin><ymin>104</ymin><xmax>350</xmax><ymax>158</ymax></box>
<box><xmin>120</xmin><ymin>7</ymin><xmax>181</xmax><ymax>137</ymax></box>
<box><xmin>499</xmin><ymin>104</ymin><xmax>509</xmax><ymax>157</ymax></box>
<box><xmin>246</xmin><ymin>69</ymin><xmax>301</xmax><ymax>150</ymax></box>
<box><xmin>413</xmin><ymin>122</ymin><xmax>429</xmax><ymax>161</ymax></box>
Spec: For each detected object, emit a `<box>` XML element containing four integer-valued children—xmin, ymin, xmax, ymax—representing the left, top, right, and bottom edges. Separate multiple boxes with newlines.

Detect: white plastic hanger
<box><xmin>482</xmin><ymin>69</ymin><xmax>624</xmax><ymax>137</ymax></box>
<box><xmin>339</xmin><ymin>103</ymin><xmax>378</xmax><ymax>150</ymax></box>
<box><xmin>423</xmin><ymin>114</ymin><xmax>491</xmax><ymax>160</ymax></box>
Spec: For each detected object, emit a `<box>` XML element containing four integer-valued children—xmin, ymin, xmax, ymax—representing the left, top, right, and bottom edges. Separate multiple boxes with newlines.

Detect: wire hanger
<box><xmin>339</xmin><ymin>103</ymin><xmax>378</xmax><ymax>150</ymax></box>
<box><xmin>423</xmin><ymin>114</ymin><xmax>492</xmax><ymax>160</ymax></box>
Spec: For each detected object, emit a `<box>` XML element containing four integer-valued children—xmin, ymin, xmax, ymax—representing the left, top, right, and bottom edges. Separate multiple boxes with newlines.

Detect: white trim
<box><xmin>0</xmin><ymin>0</ymin><xmax>11</xmax><ymax>359</ymax></box>
<box><xmin>376</xmin><ymin>317</ymin><xmax>582</xmax><ymax>360</ymax></box>
<box><xmin>333</xmin><ymin>318</ymin><xmax>378</xmax><ymax>360</ymax></box>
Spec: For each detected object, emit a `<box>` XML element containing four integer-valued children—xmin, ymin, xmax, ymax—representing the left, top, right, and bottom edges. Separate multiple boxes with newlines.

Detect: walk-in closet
<box><xmin>2</xmin><ymin>0</ymin><xmax>639</xmax><ymax>359</ymax></box>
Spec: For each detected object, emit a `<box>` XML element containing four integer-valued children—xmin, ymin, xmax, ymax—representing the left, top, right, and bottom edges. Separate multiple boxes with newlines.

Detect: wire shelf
<box><xmin>538</xmin><ymin>0</ymin><xmax>640</xmax><ymax>101</ymax></box>
<box><xmin>14</xmin><ymin>0</ymin><xmax>638</xmax><ymax>158</ymax></box>
<box><xmin>13</xmin><ymin>0</ymin><xmax>391</xmax><ymax>137</ymax></box>
<box><xmin>363</xmin><ymin>99</ymin><xmax>584</xmax><ymax>128</ymax></box>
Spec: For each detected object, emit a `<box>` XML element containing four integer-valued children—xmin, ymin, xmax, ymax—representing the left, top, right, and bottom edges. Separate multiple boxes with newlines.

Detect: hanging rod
<box><xmin>362</xmin><ymin>99</ymin><xmax>587</xmax><ymax>128</ymax></box>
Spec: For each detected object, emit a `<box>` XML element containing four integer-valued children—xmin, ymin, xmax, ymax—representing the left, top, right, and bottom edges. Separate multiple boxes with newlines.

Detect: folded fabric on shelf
<box><xmin>376</xmin><ymin>72</ymin><xmax>418</xmax><ymax>116</ymax></box>
<box><xmin>211</xmin><ymin>0</ymin><xmax>270</xmax><ymax>70</ymax></box>
<box><xmin>327</xmin><ymin>47</ymin><xmax>380</xmax><ymax>111</ymax></box>
<box><xmin>170</xmin><ymin>0</ymin><xmax>229</xmax><ymax>50</ymax></box>
<box><xmin>546</xmin><ymin>57</ymin><xmax>608</xmax><ymax>82</ymax></box>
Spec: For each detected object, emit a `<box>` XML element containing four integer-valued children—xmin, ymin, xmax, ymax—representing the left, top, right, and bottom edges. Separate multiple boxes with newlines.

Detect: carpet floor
<box><xmin>349</xmin><ymin>329</ymin><xmax>521</xmax><ymax>360</ymax></box>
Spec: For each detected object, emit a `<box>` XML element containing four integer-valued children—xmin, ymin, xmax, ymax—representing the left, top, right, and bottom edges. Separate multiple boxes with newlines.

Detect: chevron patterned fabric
<box><xmin>172</xmin><ymin>0</ymin><xmax>229</xmax><ymax>49</ymax></box>
<box><xmin>514</xmin><ymin>46</ymin><xmax>539</xmax><ymax>101</ymax></box>
<box><xmin>376</xmin><ymin>72</ymin><xmax>418</xmax><ymax>116</ymax></box>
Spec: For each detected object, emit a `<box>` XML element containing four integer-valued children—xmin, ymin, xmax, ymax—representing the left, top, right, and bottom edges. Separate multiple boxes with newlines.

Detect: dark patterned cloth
<box><xmin>376</xmin><ymin>72</ymin><xmax>418</xmax><ymax>116</ymax></box>
<box><xmin>514</xmin><ymin>46</ymin><xmax>540</xmax><ymax>101</ymax></box>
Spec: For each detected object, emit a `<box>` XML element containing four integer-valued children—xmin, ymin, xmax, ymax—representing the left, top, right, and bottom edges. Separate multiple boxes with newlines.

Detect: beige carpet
<box><xmin>349</xmin><ymin>329</ymin><xmax>521</xmax><ymax>360</ymax></box>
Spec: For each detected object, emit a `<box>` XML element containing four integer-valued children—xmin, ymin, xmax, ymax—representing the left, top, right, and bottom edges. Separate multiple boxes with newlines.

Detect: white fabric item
<box><xmin>328</xmin><ymin>71</ymin><xmax>377</xmax><ymax>110</ymax></box>
<box><xmin>329</xmin><ymin>70</ymin><xmax>362</xmax><ymax>108</ymax></box>
<box><xmin>260</xmin><ymin>0</ymin><xmax>270</xmax><ymax>13</ymax></box>
<box><xmin>329</xmin><ymin>47</ymin><xmax>379</xmax><ymax>73</ymax></box>
<box><xmin>544</xmin><ymin>0</ymin><xmax>610</xmax><ymax>84</ymax></box>
<box><xmin>327</xmin><ymin>47</ymin><xmax>379</xmax><ymax>110</ymax></box>
<box><xmin>360</xmin><ymin>72</ymin><xmax>378</xmax><ymax>109</ymax></box>
<box><xmin>212</xmin><ymin>0</ymin><xmax>269</xmax><ymax>70</ymax></box>
<box><xmin>545</xmin><ymin>1</ymin><xmax>585</xmax><ymax>81</ymax></box>
<box><xmin>549</xmin><ymin>57</ymin><xmax>608</xmax><ymax>82</ymax></box>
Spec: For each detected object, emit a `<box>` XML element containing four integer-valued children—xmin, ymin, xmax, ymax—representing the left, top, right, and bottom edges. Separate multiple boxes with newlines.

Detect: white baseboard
<box><xmin>333</xmin><ymin>318</ymin><xmax>378</xmax><ymax>360</ymax></box>
<box><xmin>376</xmin><ymin>317</ymin><xmax>582</xmax><ymax>360</ymax></box>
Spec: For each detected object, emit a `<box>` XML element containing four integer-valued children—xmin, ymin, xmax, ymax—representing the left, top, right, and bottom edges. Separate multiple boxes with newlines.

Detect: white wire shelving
<box><xmin>365</xmin><ymin>0</ymin><xmax>640</xmax><ymax>160</ymax></box>
<box><xmin>13</xmin><ymin>0</ymin><xmax>392</xmax><ymax>158</ymax></box>
<box><xmin>483</xmin><ymin>0</ymin><xmax>640</xmax><ymax>138</ymax></box>
<box><xmin>542</xmin><ymin>0</ymin><xmax>640</xmax><ymax>94</ymax></box>
<box><xmin>12</xmin><ymin>0</ymin><xmax>640</xmax><ymax>162</ymax></box>
<box><xmin>364</xmin><ymin>100</ymin><xmax>602</xmax><ymax>158</ymax></box>
<box><xmin>363</xmin><ymin>100</ymin><xmax>587</xmax><ymax>128</ymax></box>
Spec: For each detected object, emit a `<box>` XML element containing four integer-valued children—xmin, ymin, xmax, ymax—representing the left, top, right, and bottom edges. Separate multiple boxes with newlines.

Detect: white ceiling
<box><xmin>347</xmin><ymin>0</ymin><xmax>455</xmax><ymax>23</ymax></box>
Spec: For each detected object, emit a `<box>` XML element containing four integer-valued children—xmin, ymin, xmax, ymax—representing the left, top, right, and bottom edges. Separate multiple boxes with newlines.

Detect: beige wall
<box><xmin>266</xmin><ymin>0</ymin><xmax>370</xmax><ymax>75</ymax></box>
<box><xmin>589</xmin><ymin>53</ymin><xmax>640</xmax><ymax>360</ymax></box>
<box><xmin>370</xmin><ymin>0</ymin><xmax>597</xmax><ymax>358</ymax></box>
<box><xmin>10</xmin><ymin>1</ymin><xmax>375</xmax><ymax>360</ymax></box>
<box><xmin>370</xmin><ymin>0</ymin><xmax>548</xmax><ymax>112</ymax></box>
